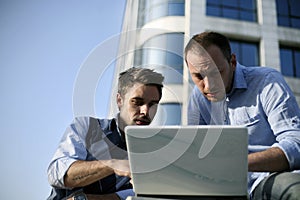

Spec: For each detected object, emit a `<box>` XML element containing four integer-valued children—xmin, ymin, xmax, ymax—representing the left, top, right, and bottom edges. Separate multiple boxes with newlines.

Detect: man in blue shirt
<box><xmin>185</xmin><ymin>31</ymin><xmax>300</xmax><ymax>199</ymax></box>
<box><xmin>47</xmin><ymin>67</ymin><xmax>164</xmax><ymax>200</ymax></box>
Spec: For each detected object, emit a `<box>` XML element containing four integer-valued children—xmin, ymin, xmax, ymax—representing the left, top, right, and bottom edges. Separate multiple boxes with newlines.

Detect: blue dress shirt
<box><xmin>47</xmin><ymin>116</ymin><xmax>133</xmax><ymax>200</ymax></box>
<box><xmin>188</xmin><ymin>63</ymin><xmax>300</xmax><ymax>195</ymax></box>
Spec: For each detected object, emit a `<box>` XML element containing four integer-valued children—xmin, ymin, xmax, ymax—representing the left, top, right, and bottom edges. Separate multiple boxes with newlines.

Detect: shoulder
<box><xmin>72</xmin><ymin>116</ymin><xmax>116</xmax><ymax>130</ymax></box>
<box><xmin>239</xmin><ymin>64</ymin><xmax>283</xmax><ymax>84</ymax></box>
<box><xmin>240</xmin><ymin>64</ymin><xmax>279</xmax><ymax>76</ymax></box>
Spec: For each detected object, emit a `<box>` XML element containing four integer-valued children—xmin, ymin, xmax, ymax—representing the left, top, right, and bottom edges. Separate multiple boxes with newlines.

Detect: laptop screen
<box><xmin>125</xmin><ymin>125</ymin><xmax>248</xmax><ymax>198</ymax></box>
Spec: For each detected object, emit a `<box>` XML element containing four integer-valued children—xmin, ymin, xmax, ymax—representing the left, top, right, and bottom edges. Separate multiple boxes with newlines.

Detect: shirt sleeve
<box><xmin>47</xmin><ymin>116</ymin><xmax>90</xmax><ymax>188</ymax></box>
<box><xmin>260</xmin><ymin>71</ymin><xmax>300</xmax><ymax>170</ymax></box>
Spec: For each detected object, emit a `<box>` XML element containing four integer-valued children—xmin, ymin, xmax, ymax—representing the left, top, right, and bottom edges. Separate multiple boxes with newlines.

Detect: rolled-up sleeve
<box><xmin>47</xmin><ymin>117</ymin><xmax>90</xmax><ymax>188</ymax></box>
<box><xmin>261</xmin><ymin>71</ymin><xmax>300</xmax><ymax>170</ymax></box>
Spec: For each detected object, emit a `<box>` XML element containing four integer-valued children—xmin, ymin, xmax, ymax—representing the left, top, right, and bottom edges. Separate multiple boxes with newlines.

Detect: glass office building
<box><xmin>113</xmin><ymin>0</ymin><xmax>300</xmax><ymax>125</ymax></box>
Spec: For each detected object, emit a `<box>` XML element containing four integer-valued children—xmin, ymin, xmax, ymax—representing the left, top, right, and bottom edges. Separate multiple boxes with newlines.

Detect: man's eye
<box><xmin>194</xmin><ymin>74</ymin><xmax>203</xmax><ymax>80</ymax></box>
<box><xmin>131</xmin><ymin>99</ymin><xmax>143</xmax><ymax>106</ymax></box>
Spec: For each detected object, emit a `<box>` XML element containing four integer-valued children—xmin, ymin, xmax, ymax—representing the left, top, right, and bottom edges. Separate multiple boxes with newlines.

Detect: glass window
<box><xmin>168</xmin><ymin>2</ymin><xmax>185</xmax><ymax>16</ymax></box>
<box><xmin>280</xmin><ymin>46</ymin><xmax>300</xmax><ymax>78</ymax></box>
<box><xmin>223</xmin><ymin>0</ymin><xmax>239</xmax><ymax>8</ymax></box>
<box><xmin>209</xmin><ymin>0</ymin><xmax>221</xmax><ymax>5</ymax></box>
<box><xmin>295</xmin><ymin>51</ymin><xmax>300</xmax><ymax>77</ymax></box>
<box><xmin>277</xmin><ymin>0</ymin><xmax>289</xmax><ymax>15</ymax></box>
<box><xmin>291</xmin><ymin>18</ymin><xmax>300</xmax><ymax>28</ymax></box>
<box><xmin>240</xmin><ymin>0</ymin><xmax>255</xmax><ymax>10</ymax></box>
<box><xmin>139</xmin><ymin>0</ymin><xmax>185</xmax><ymax>26</ymax></box>
<box><xmin>155</xmin><ymin>103</ymin><xmax>182</xmax><ymax>125</ymax></box>
<box><xmin>206</xmin><ymin>0</ymin><xmax>257</xmax><ymax>22</ymax></box>
<box><xmin>138</xmin><ymin>33</ymin><xmax>184</xmax><ymax>84</ymax></box>
<box><xmin>290</xmin><ymin>0</ymin><xmax>300</xmax><ymax>17</ymax></box>
<box><xmin>223</xmin><ymin>8</ymin><xmax>239</xmax><ymax>19</ymax></box>
<box><xmin>230</xmin><ymin>40</ymin><xmax>259</xmax><ymax>66</ymax></box>
<box><xmin>276</xmin><ymin>0</ymin><xmax>300</xmax><ymax>29</ymax></box>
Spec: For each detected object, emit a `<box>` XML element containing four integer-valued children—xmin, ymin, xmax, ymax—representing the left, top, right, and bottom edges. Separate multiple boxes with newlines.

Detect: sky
<box><xmin>0</xmin><ymin>0</ymin><xmax>126</xmax><ymax>199</ymax></box>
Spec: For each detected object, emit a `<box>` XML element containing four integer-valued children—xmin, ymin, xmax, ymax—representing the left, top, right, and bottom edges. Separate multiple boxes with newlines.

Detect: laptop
<box><xmin>125</xmin><ymin>125</ymin><xmax>248</xmax><ymax>200</ymax></box>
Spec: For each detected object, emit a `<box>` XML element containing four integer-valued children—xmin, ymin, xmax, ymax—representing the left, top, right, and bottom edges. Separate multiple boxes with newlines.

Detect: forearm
<box><xmin>248</xmin><ymin>147</ymin><xmax>290</xmax><ymax>172</ymax></box>
<box><xmin>67</xmin><ymin>193</ymin><xmax>120</xmax><ymax>200</ymax></box>
<box><xmin>86</xmin><ymin>193</ymin><xmax>120</xmax><ymax>200</ymax></box>
<box><xmin>64</xmin><ymin>159</ymin><xmax>131</xmax><ymax>188</ymax></box>
<box><xmin>64</xmin><ymin>160</ymin><xmax>114</xmax><ymax>188</ymax></box>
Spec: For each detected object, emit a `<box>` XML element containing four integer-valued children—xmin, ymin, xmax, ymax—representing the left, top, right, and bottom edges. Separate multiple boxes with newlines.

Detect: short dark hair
<box><xmin>118</xmin><ymin>67</ymin><xmax>164</xmax><ymax>99</ymax></box>
<box><xmin>184</xmin><ymin>31</ymin><xmax>232</xmax><ymax>62</ymax></box>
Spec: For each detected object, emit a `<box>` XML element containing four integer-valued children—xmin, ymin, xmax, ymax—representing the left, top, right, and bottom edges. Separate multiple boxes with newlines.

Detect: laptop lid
<box><xmin>125</xmin><ymin>125</ymin><xmax>248</xmax><ymax>198</ymax></box>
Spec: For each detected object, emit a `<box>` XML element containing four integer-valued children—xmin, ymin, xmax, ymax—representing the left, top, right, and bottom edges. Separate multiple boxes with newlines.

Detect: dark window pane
<box><xmin>230</xmin><ymin>41</ymin><xmax>239</xmax><ymax>52</ymax></box>
<box><xmin>206</xmin><ymin>0</ymin><xmax>256</xmax><ymax>22</ymax></box>
<box><xmin>291</xmin><ymin>18</ymin><xmax>300</xmax><ymax>29</ymax></box>
<box><xmin>241</xmin><ymin>11</ymin><xmax>256</xmax><ymax>21</ymax></box>
<box><xmin>295</xmin><ymin>51</ymin><xmax>300</xmax><ymax>77</ymax></box>
<box><xmin>240</xmin><ymin>0</ymin><xmax>256</xmax><ymax>10</ymax></box>
<box><xmin>280</xmin><ymin>48</ymin><xmax>294</xmax><ymax>76</ymax></box>
<box><xmin>207</xmin><ymin>0</ymin><xmax>221</xmax><ymax>5</ymax></box>
<box><xmin>278</xmin><ymin>16</ymin><xmax>290</xmax><ymax>26</ymax></box>
<box><xmin>290</xmin><ymin>0</ymin><xmax>300</xmax><ymax>17</ymax></box>
<box><xmin>241</xmin><ymin>43</ymin><xmax>258</xmax><ymax>66</ymax></box>
<box><xmin>206</xmin><ymin>6</ymin><xmax>221</xmax><ymax>16</ymax></box>
<box><xmin>223</xmin><ymin>8</ymin><xmax>239</xmax><ymax>19</ymax></box>
<box><xmin>276</xmin><ymin>0</ymin><xmax>300</xmax><ymax>28</ymax></box>
<box><xmin>230</xmin><ymin>40</ymin><xmax>258</xmax><ymax>66</ymax></box>
<box><xmin>276</xmin><ymin>0</ymin><xmax>289</xmax><ymax>15</ymax></box>
<box><xmin>222</xmin><ymin>0</ymin><xmax>238</xmax><ymax>8</ymax></box>
<box><xmin>230</xmin><ymin>41</ymin><xmax>240</xmax><ymax>61</ymax></box>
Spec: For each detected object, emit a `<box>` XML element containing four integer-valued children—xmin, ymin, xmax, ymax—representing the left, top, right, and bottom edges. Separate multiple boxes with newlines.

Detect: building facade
<box><xmin>112</xmin><ymin>0</ymin><xmax>300</xmax><ymax>125</ymax></box>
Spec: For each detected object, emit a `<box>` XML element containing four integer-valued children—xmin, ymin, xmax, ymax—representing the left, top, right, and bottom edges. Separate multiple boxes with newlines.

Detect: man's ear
<box><xmin>230</xmin><ymin>53</ymin><xmax>237</xmax><ymax>71</ymax></box>
<box><xmin>116</xmin><ymin>93</ymin><xmax>123</xmax><ymax>109</ymax></box>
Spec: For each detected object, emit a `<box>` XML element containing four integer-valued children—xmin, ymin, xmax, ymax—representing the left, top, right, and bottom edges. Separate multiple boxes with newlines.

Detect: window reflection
<box><xmin>230</xmin><ymin>40</ymin><xmax>259</xmax><ymax>66</ymax></box>
<box><xmin>206</xmin><ymin>0</ymin><xmax>257</xmax><ymax>22</ymax></box>
<box><xmin>156</xmin><ymin>103</ymin><xmax>182</xmax><ymax>125</ymax></box>
<box><xmin>137</xmin><ymin>33</ymin><xmax>184</xmax><ymax>84</ymax></box>
<box><xmin>276</xmin><ymin>0</ymin><xmax>300</xmax><ymax>29</ymax></box>
<box><xmin>280</xmin><ymin>46</ymin><xmax>300</xmax><ymax>78</ymax></box>
<box><xmin>139</xmin><ymin>0</ymin><xmax>185</xmax><ymax>26</ymax></box>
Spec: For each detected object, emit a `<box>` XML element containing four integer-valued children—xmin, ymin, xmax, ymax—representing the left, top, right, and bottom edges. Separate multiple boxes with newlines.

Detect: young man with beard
<box><xmin>47</xmin><ymin>67</ymin><xmax>164</xmax><ymax>200</ymax></box>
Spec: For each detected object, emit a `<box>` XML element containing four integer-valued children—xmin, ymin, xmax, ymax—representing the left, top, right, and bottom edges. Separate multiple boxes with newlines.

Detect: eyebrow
<box><xmin>132</xmin><ymin>97</ymin><xmax>160</xmax><ymax>104</ymax></box>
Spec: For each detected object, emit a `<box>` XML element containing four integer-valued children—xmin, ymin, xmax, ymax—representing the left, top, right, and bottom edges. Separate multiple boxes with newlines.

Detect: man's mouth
<box><xmin>205</xmin><ymin>92</ymin><xmax>218</xmax><ymax>98</ymax></box>
<box><xmin>135</xmin><ymin>118</ymin><xmax>150</xmax><ymax>125</ymax></box>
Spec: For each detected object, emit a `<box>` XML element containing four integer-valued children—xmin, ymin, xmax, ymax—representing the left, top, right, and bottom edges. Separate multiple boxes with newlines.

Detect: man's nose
<box><xmin>203</xmin><ymin>76</ymin><xmax>212</xmax><ymax>91</ymax></box>
<box><xmin>140</xmin><ymin>104</ymin><xmax>149</xmax><ymax>115</ymax></box>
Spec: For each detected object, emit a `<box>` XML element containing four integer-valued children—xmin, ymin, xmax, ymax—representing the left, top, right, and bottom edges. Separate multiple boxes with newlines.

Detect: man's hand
<box><xmin>101</xmin><ymin>159</ymin><xmax>131</xmax><ymax>178</ymax></box>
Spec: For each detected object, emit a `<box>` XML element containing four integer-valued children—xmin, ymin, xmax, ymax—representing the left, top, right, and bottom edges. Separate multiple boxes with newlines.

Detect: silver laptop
<box><xmin>125</xmin><ymin>125</ymin><xmax>248</xmax><ymax>199</ymax></box>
